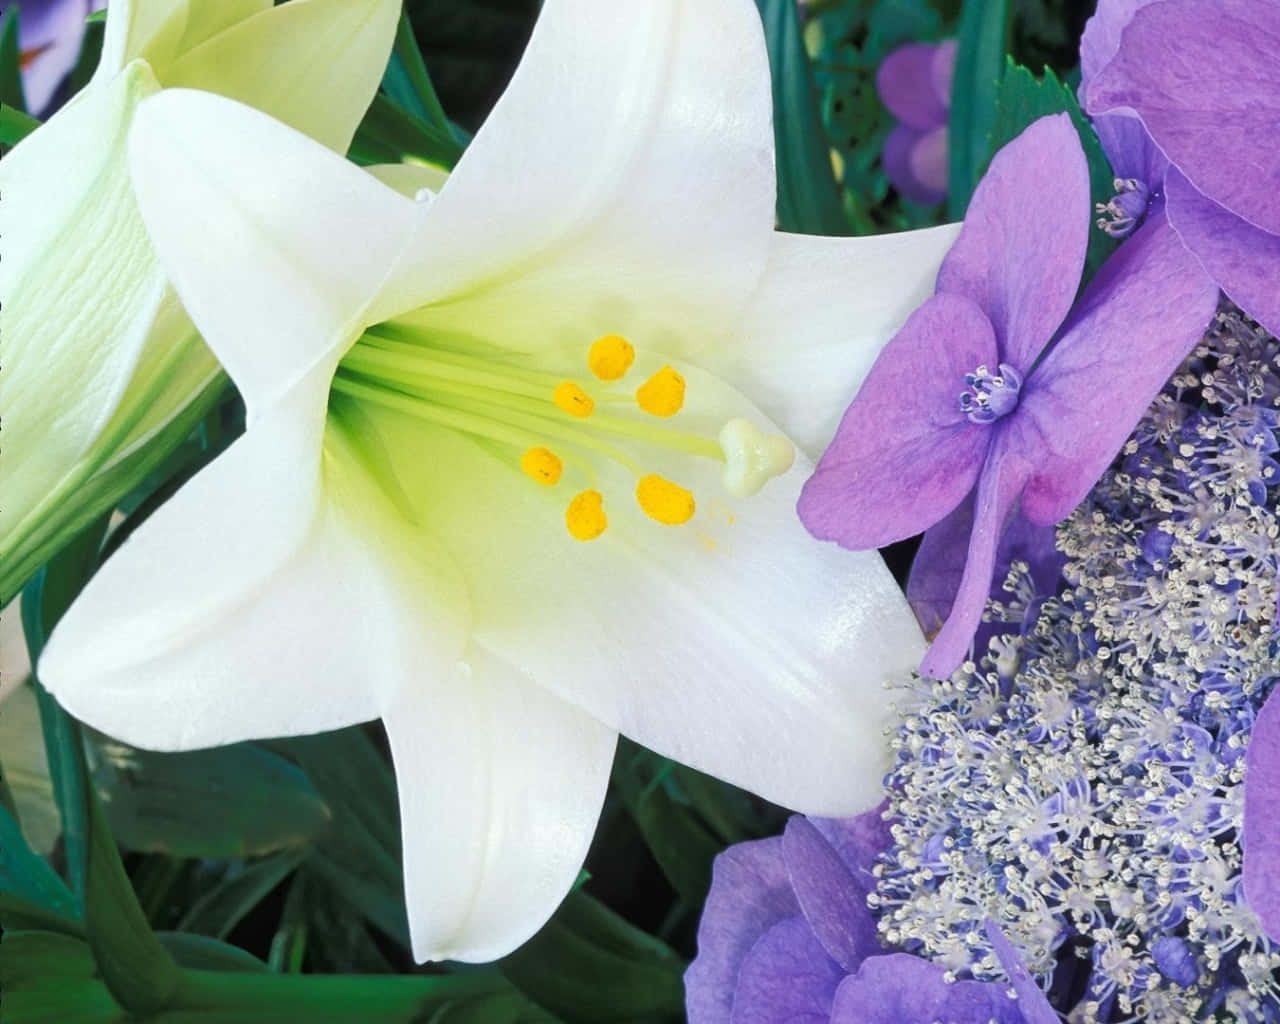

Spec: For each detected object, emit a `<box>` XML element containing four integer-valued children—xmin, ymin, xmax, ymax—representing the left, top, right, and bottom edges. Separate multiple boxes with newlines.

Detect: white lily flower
<box><xmin>0</xmin><ymin>0</ymin><xmax>399</xmax><ymax>602</ymax></box>
<box><xmin>41</xmin><ymin>0</ymin><xmax>960</xmax><ymax>963</ymax></box>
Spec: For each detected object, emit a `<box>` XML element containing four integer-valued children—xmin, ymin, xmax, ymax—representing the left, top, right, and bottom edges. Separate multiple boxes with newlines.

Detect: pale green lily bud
<box><xmin>0</xmin><ymin>0</ymin><xmax>400</xmax><ymax>603</ymax></box>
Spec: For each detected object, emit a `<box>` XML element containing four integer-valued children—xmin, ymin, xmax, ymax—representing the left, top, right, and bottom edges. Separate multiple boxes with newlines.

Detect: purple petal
<box><xmin>809</xmin><ymin>802</ymin><xmax>892</xmax><ymax>888</ymax></box>
<box><xmin>1015</xmin><ymin>209</ymin><xmax>1218</xmax><ymax>525</ymax></box>
<box><xmin>984</xmin><ymin>920</ymin><xmax>1059</xmax><ymax>1024</ymax></box>
<box><xmin>884</xmin><ymin>123</ymin><xmax>947</xmax><ymax>206</ymax></box>
<box><xmin>1166</xmin><ymin>168</ymin><xmax>1280</xmax><ymax>338</ymax></box>
<box><xmin>936</xmin><ymin>114</ymin><xmax>1090</xmax><ymax>370</ymax></box>
<box><xmin>686</xmin><ymin>837</ymin><xmax>800</xmax><ymax>1024</ymax></box>
<box><xmin>918</xmin><ymin>444</ymin><xmax>1030</xmax><ymax>680</ymax></box>
<box><xmin>930</xmin><ymin>40</ymin><xmax>957</xmax><ymax>110</ymax></box>
<box><xmin>1092</xmin><ymin>113</ymin><xmax>1167</xmax><ymax>187</ymax></box>
<box><xmin>1244</xmin><ymin>688</ymin><xmax>1280</xmax><ymax>941</ymax></box>
<box><xmin>1078</xmin><ymin>0</ymin><xmax>1158</xmax><ymax>86</ymax></box>
<box><xmin>781</xmin><ymin>817</ymin><xmax>881</xmax><ymax>972</ymax></box>
<box><xmin>909</xmin><ymin>125</ymin><xmax>949</xmax><ymax>199</ymax></box>
<box><xmin>730</xmin><ymin>917</ymin><xmax>845</xmax><ymax>1024</ymax></box>
<box><xmin>798</xmin><ymin>293</ymin><xmax>994</xmax><ymax>549</ymax></box>
<box><xmin>830</xmin><ymin>954</ymin><xmax>1023</xmax><ymax>1023</ymax></box>
<box><xmin>18</xmin><ymin>0</ymin><xmax>90</xmax><ymax>116</ymax></box>
<box><xmin>909</xmin><ymin>496</ymin><xmax>1061</xmax><ymax>645</ymax></box>
<box><xmin>877</xmin><ymin>43</ymin><xmax>949</xmax><ymax>130</ymax></box>
<box><xmin>1086</xmin><ymin>0</ymin><xmax>1280</xmax><ymax>235</ymax></box>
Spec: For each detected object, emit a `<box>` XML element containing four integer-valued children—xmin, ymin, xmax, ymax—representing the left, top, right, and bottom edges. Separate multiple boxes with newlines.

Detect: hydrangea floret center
<box><xmin>331</xmin><ymin>326</ymin><xmax>795</xmax><ymax>541</ymax></box>
<box><xmin>959</xmin><ymin>362</ymin><xmax>1023</xmax><ymax>423</ymax></box>
<box><xmin>1095</xmin><ymin>176</ymin><xmax>1151</xmax><ymax>239</ymax></box>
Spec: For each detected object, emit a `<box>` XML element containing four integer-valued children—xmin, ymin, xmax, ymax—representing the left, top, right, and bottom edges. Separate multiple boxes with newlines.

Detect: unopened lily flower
<box><xmin>0</xmin><ymin>0</ymin><xmax>399</xmax><ymax>604</ymax></box>
<box><xmin>798</xmin><ymin>115</ymin><xmax>1217</xmax><ymax>678</ymax></box>
<box><xmin>41</xmin><ymin>0</ymin><xmax>962</xmax><ymax>964</ymax></box>
<box><xmin>1082</xmin><ymin>0</ymin><xmax>1280</xmax><ymax>334</ymax></box>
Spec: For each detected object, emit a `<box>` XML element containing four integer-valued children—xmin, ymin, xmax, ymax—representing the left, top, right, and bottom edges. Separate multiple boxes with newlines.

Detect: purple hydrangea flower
<box><xmin>1245</xmin><ymin>664</ymin><xmax>1280</xmax><ymax>943</ymax></box>
<box><xmin>10</xmin><ymin>0</ymin><xmax>99</xmax><ymax>116</ymax></box>
<box><xmin>876</xmin><ymin>40</ymin><xmax>956</xmax><ymax>206</ymax></box>
<box><xmin>685</xmin><ymin>806</ymin><xmax>1056</xmax><ymax>1023</ymax></box>
<box><xmin>798</xmin><ymin>113</ymin><xmax>1218</xmax><ymax>678</ymax></box>
<box><xmin>1081</xmin><ymin>0</ymin><xmax>1280</xmax><ymax>337</ymax></box>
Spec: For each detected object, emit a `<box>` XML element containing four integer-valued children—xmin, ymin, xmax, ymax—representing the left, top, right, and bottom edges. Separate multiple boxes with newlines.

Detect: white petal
<box><xmin>163</xmin><ymin>0</ymin><xmax>400</xmax><ymax>154</ymax></box>
<box><xmin>39</xmin><ymin>371</ymin><xmax>470</xmax><ymax>750</ymax></box>
<box><xmin>363</xmin><ymin>359</ymin><xmax>922</xmax><ymax>816</ymax></box>
<box><xmin>701</xmin><ymin>224</ymin><xmax>962</xmax><ymax>459</ymax></box>
<box><xmin>0</xmin><ymin>63</ymin><xmax>166</xmax><ymax>565</ymax></box>
<box><xmin>369</xmin><ymin>0</ymin><xmax>776</xmax><ymax>359</ymax></box>
<box><xmin>175</xmin><ymin>0</ymin><xmax>271</xmax><ymax>54</ymax></box>
<box><xmin>386</xmin><ymin>647</ymin><xmax>616</xmax><ymax>963</ymax></box>
<box><xmin>95</xmin><ymin>0</ymin><xmax>188</xmax><ymax>80</ymax></box>
<box><xmin>126</xmin><ymin>89</ymin><xmax>422</xmax><ymax>415</ymax></box>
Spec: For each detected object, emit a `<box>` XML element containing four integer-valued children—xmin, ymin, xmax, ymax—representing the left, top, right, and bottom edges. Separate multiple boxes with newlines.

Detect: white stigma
<box><xmin>719</xmin><ymin>418</ymin><xmax>795</xmax><ymax>497</ymax></box>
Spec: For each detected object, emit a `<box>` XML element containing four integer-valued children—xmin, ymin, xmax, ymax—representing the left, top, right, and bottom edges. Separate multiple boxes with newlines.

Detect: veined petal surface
<box><xmin>371</xmin><ymin>0</ymin><xmax>776</xmax><ymax>359</ymax></box>
<box><xmin>127</xmin><ymin>89</ymin><xmax>423</xmax><ymax>415</ymax></box>
<box><xmin>0</xmin><ymin>62</ymin><xmax>165</xmax><ymax>565</ymax></box>
<box><xmin>701</xmin><ymin>224</ymin><xmax>961</xmax><ymax>459</ymax></box>
<box><xmin>385</xmin><ymin>647</ymin><xmax>615</xmax><ymax>963</ymax></box>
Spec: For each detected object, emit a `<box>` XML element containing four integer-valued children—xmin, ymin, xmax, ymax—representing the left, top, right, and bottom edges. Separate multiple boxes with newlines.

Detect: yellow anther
<box><xmin>636</xmin><ymin>474</ymin><xmax>695</xmax><ymax>525</ymax></box>
<box><xmin>554</xmin><ymin>381</ymin><xmax>596</xmax><ymax>418</ymax></box>
<box><xmin>635</xmin><ymin>366</ymin><xmax>686</xmax><ymax>417</ymax></box>
<box><xmin>520</xmin><ymin>447</ymin><xmax>563</xmax><ymax>486</ymax></box>
<box><xmin>587</xmin><ymin>334</ymin><xmax>635</xmax><ymax>381</ymax></box>
<box><xmin>566</xmin><ymin>490</ymin><xmax>608</xmax><ymax>540</ymax></box>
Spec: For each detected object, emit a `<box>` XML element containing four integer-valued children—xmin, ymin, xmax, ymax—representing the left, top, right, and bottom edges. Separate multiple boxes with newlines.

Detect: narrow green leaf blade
<box><xmin>754</xmin><ymin>0</ymin><xmax>848</xmax><ymax>234</ymax></box>
<box><xmin>0</xmin><ymin>802</ymin><xmax>76</xmax><ymax>917</ymax></box>
<box><xmin>383</xmin><ymin>11</ymin><xmax>451</xmax><ymax>130</ymax></box>
<box><xmin>0</xmin><ymin>6</ymin><xmax>27</xmax><ymax>113</ymax></box>
<box><xmin>947</xmin><ymin>0</ymin><xmax>1013</xmax><ymax>217</ymax></box>
<box><xmin>177</xmin><ymin>852</ymin><xmax>304</xmax><ymax>940</ymax></box>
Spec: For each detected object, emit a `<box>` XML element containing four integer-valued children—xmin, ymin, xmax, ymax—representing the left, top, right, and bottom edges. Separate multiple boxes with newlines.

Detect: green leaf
<box><xmin>610</xmin><ymin>745</ymin><xmax>721</xmax><ymax>906</ymax></box>
<box><xmin>0</xmin><ymin>802</ymin><xmax>77</xmax><ymax>917</ymax></box>
<box><xmin>754</xmin><ymin>0</ymin><xmax>849</xmax><ymax>234</ymax></box>
<box><xmin>86</xmin><ymin>736</ymin><xmax>331</xmax><ymax>859</ymax></box>
<box><xmin>0</xmin><ymin>682</ymin><xmax>62</xmax><ymax>856</ymax></box>
<box><xmin>0</xmin><ymin>931</ymin><xmax>124</xmax><ymax>1024</ymax></box>
<box><xmin>499</xmin><ymin>891</ymin><xmax>685</xmax><ymax>1022</ymax></box>
<box><xmin>23</xmin><ymin>530</ymin><xmax>183</xmax><ymax>1016</ymax></box>
<box><xmin>176</xmin><ymin>852</ymin><xmax>305</xmax><ymax>940</ymax></box>
<box><xmin>0</xmin><ymin>102</ymin><xmax>39</xmax><ymax>145</ymax></box>
<box><xmin>383</xmin><ymin>11</ymin><xmax>451</xmax><ymax>131</ymax></box>
<box><xmin>349</xmin><ymin>92</ymin><xmax>464</xmax><ymax>171</ymax></box>
<box><xmin>0</xmin><ymin>6</ymin><xmax>27</xmax><ymax>113</ymax></box>
<box><xmin>0</xmin><ymin>892</ymin><xmax>86</xmax><ymax>937</ymax></box>
<box><xmin>155</xmin><ymin>933</ymin><xmax>271</xmax><ymax>974</ymax></box>
<box><xmin>988</xmin><ymin>59</ymin><xmax>1118</xmax><ymax>281</ymax></box>
<box><xmin>947</xmin><ymin>0</ymin><xmax>1013</xmax><ymax>217</ymax></box>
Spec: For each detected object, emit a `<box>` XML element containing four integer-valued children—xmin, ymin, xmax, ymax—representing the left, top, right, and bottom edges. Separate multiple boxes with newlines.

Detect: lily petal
<box><xmin>95</xmin><ymin>0</ymin><xmax>188</xmax><ymax>80</ymax></box>
<box><xmin>176</xmin><ymin>0</ymin><xmax>272</xmax><ymax>54</ymax></box>
<box><xmin>1165</xmin><ymin>169</ymin><xmax>1280</xmax><ymax>337</ymax></box>
<box><xmin>126</xmin><ymin>89</ymin><xmax>421</xmax><ymax>414</ymax></box>
<box><xmin>699</xmin><ymin>224</ymin><xmax>961</xmax><ymax>459</ymax></box>
<box><xmin>371</xmin><ymin>0</ymin><xmax>776</xmax><ymax>359</ymax></box>
<box><xmin>39</xmin><ymin>373</ymin><xmax>471</xmax><ymax>749</ymax></box>
<box><xmin>163</xmin><ymin>0</ymin><xmax>400</xmax><ymax>153</ymax></box>
<box><xmin>364</xmin><ymin>360</ymin><xmax>924</xmax><ymax>816</ymax></box>
<box><xmin>1244</xmin><ymin>688</ymin><xmax>1280</xmax><ymax>941</ymax></box>
<box><xmin>935</xmin><ymin>114</ymin><xmax>1089</xmax><ymax>369</ymax></box>
<box><xmin>798</xmin><ymin>292</ymin><xmax>994</xmax><ymax>549</ymax></box>
<box><xmin>0</xmin><ymin>62</ymin><xmax>165</xmax><ymax>570</ymax></box>
<box><xmin>385</xmin><ymin>646</ymin><xmax>615</xmax><ymax>963</ymax></box>
<box><xmin>1086</xmin><ymin>0</ymin><xmax>1280</xmax><ymax>236</ymax></box>
<box><xmin>687</xmin><ymin>837</ymin><xmax>799</xmax><ymax>1024</ymax></box>
<box><xmin>1016</xmin><ymin>210</ymin><xmax>1218</xmax><ymax>525</ymax></box>
<box><xmin>918</xmin><ymin>443</ymin><xmax>1030</xmax><ymax>679</ymax></box>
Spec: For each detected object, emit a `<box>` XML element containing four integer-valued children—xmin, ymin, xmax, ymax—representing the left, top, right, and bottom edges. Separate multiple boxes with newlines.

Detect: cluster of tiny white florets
<box><xmin>874</xmin><ymin>306</ymin><xmax>1280</xmax><ymax>1022</ymax></box>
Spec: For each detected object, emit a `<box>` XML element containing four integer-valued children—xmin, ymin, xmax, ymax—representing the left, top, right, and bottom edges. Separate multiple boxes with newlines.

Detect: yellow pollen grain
<box><xmin>636</xmin><ymin>474</ymin><xmax>695</xmax><ymax>525</ymax></box>
<box><xmin>554</xmin><ymin>381</ymin><xmax>595</xmax><ymax>418</ymax></box>
<box><xmin>566</xmin><ymin>490</ymin><xmax>608</xmax><ymax>540</ymax></box>
<box><xmin>520</xmin><ymin>447</ymin><xmax>563</xmax><ymax>486</ymax></box>
<box><xmin>587</xmin><ymin>334</ymin><xmax>635</xmax><ymax>381</ymax></box>
<box><xmin>635</xmin><ymin>365</ymin><xmax>685</xmax><ymax>417</ymax></box>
